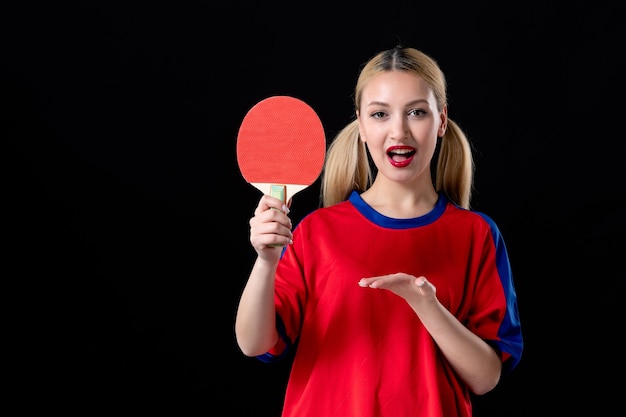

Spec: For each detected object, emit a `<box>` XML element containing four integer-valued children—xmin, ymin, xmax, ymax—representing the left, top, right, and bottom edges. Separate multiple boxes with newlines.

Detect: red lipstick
<box><xmin>386</xmin><ymin>145</ymin><xmax>416</xmax><ymax>168</ymax></box>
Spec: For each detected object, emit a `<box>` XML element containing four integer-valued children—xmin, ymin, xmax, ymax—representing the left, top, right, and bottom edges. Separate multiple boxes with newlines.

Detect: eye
<box><xmin>408</xmin><ymin>109</ymin><xmax>427</xmax><ymax>117</ymax></box>
<box><xmin>371</xmin><ymin>111</ymin><xmax>387</xmax><ymax>119</ymax></box>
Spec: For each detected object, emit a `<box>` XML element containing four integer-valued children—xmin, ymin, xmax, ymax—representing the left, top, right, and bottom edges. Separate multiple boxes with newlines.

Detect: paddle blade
<box><xmin>236</xmin><ymin>95</ymin><xmax>326</xmax><ymax>202</ymax></box>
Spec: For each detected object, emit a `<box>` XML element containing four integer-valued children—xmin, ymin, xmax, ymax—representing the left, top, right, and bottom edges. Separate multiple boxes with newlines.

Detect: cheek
<box><xmin>359</xmin><ymin>121</ymin><xmax>383</xmax><ymax>143</ymax></box>
<box><xmin>413</xmin><ymin>124</ymin><xmax>439</xmax><ymax>143</ymax></box>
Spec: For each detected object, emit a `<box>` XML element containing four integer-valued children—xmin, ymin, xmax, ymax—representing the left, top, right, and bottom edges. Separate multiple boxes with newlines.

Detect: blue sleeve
<box><xmin>478</xmin><ymin>212</ymin><xmax>523</xmax><ymax>374</ymax></box>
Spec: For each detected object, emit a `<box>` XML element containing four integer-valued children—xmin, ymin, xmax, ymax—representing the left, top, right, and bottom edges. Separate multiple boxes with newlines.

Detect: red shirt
<box><xmin>259</xmin><ymin>191</ymin><xmax>523</xmax><ymax>417</ymax></box>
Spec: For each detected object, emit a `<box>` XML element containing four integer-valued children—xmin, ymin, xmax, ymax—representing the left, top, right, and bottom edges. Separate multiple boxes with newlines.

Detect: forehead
<box><xmin>362</xmin><ymin>70</ymin><xmax>434</xmax><ymax>104</ymax></box>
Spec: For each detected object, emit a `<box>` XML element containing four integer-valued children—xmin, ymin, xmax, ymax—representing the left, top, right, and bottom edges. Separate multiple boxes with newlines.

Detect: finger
<box><xmin>251</xmin><ymin>223</ymin><xmax>293</xmax><ymax>248</ymax></box>
<box><xmin>361</xmin><ymin>273</ymin><xmax>413</xmax><ymax>288</ymax></box>
<box><xmin>255</xmin><ymin>236</ymin><xmax>292</xmax><ymax>250</ymax></box>
<box><xmin>255</xmin><ymin>194</ymin><xmax>286</xmax><ymax>215</ymax></box>
<box><xmin>252</xmin><ymin>206</ymin><xmax>292</xmax><ymax>229</ymax></box>
<box><xmin>269</xmin><ymin>204</ymin><xmax>290</xmax><ymax>214</ymax></box>
<box><xmin>251</xmin><ymin>218</ymin><xmax>292</xmax><ymax>239</ymax></box>
<box><xmin>250</xmin><ymin>214</ymin><xmax>293</xmax><ymax>246</ymax></box>
<box><xmin>358</xmin><ymin>275</ymin><xmax>393</xmax><ymax>288</ymax></box>
<box><xmin>358</xmin><ymin>276</ymin><xmax>390</xmax><ymax>288</ymax></box>
<box><xmin>358</xmin><ymin>277</ymin><xmax>383</xmax><ymax>287</ymax></box>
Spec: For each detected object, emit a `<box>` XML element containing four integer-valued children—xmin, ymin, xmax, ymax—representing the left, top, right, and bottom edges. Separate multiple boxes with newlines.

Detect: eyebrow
<box><xmin>365</xmin><ymin>99</ymin><xmax>429</xmax><ymax>108</ymax></box>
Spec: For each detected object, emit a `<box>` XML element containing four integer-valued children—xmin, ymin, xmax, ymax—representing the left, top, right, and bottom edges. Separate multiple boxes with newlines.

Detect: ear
<box><xmin>438</xmin><ymin>105</ymin><xmax>448</xmax><ymax>137</ymax></box>
<box><xmin>356</xmin><ymin>110</ymin><xmax>366</xmax><ymax>142</ymax></box>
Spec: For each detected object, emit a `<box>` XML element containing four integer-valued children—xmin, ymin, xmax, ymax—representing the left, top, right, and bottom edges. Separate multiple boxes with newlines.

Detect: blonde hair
<box><xmin>321</xmin><ymin>46</ymin><xmax>474</xmax><ymax>209</ymax></box>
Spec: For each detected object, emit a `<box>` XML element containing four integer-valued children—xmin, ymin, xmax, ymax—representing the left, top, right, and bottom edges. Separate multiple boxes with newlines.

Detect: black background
<box><xmin>3</xmin><ymin>1</ymin><xmax>625</xmax><ymax>415</ymax></box>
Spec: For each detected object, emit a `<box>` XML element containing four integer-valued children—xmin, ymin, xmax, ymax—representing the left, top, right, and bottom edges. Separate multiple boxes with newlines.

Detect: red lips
<box><xmin>387</xmin><ymin>145</ymin><xmax>416</xmax><ymax>168</ymax></box>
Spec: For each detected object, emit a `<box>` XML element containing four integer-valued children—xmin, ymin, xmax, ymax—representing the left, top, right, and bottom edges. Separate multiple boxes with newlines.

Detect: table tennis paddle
<box><xmin>236</xmin><ymin>95</ymin><xmax>326</xmax><ymax>209</ymax></box>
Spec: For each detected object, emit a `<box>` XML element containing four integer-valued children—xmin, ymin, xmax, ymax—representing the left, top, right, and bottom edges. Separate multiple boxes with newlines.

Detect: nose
<box><xmin>389</xmin><ymin>114</ymin><xmax>408</xmax><ymax>141</ymax></box>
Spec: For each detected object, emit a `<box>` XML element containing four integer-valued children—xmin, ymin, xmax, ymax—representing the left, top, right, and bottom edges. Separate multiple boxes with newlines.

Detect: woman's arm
<box><xmin>235</xmin><ymin>195</ymin><xmax>293</xmax><ymax>357</ymax></box>
<box><xmin>359</xmin><ymin>274</ymin><xmax>502</xmax><ymax>395</ymax></box>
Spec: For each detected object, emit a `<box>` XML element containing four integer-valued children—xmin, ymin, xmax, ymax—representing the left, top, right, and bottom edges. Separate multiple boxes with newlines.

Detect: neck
<box><xmin>360</xmin><ymin>182</ymin><xmax>438</xmax><ymax>219</ymax></box>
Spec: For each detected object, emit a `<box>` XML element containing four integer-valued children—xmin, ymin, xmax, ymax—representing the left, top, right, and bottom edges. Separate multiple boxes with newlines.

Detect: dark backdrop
<box><xmin>3</xmin><ymin>1</ymin><xmax>624</xmax><ymax>415</ymax></box>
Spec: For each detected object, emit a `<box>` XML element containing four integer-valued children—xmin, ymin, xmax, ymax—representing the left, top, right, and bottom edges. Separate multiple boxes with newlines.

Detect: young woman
<box><xmin>235</xmin><ymin>46</ymin><xmax>523</xmax><ymax>417</ymax></box>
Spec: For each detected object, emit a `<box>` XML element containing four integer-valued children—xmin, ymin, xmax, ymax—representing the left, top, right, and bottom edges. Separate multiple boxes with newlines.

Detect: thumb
<box><xmin>415</xmin><ymin>276</ymin><xmax>428</xmax><ymax>295</ymax></box>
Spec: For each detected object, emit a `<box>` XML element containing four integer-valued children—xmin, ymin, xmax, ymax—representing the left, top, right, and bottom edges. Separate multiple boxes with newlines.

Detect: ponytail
<box><xmin>321</xmin><ymin>120</ymin><xmax>371</xmax><ymax>208</ymax></box>
<box><xmin>436</xmin><ymin>118</ymin><xmax>474</xmax><ymax>209</ymax></box>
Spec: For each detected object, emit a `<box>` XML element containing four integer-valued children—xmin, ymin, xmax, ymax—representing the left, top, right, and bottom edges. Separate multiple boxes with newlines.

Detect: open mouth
<box><xmin>387</xmin><ymin>147</ymin><xmax>416</xmax><ymax>167</ymax></box>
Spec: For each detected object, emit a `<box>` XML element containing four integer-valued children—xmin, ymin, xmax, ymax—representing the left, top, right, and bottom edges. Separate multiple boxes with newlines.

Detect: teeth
<box><xmin>390</xmin><ymin>149</ymin><xmax>412</xmax><ymax>155</ymax></box>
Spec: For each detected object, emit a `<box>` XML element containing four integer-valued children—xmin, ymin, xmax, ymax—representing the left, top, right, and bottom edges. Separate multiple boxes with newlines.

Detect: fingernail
<box><xmin>282</xmin><ymin>204</ymin><xmax>290</xmax><ymax>214</ymax></box>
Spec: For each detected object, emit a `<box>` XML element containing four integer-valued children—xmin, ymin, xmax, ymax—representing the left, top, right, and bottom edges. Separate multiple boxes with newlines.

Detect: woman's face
<box><xmin>357</xmin><ymin>70</ymin><xmax>446</xmax><ymax>186</ymax></box>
